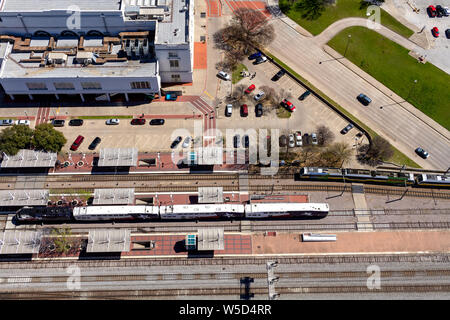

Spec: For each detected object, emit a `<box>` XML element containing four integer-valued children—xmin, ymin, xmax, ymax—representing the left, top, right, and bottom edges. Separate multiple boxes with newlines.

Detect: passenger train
<box><xmin>15</xmin><ymin>202</ymin><xmax>330</xmax><ymax>223</ymax></box>
<box><xmin>297</xmin><ymin>167</ymin><xmax>450</xmax><ymax>189</ymax></box>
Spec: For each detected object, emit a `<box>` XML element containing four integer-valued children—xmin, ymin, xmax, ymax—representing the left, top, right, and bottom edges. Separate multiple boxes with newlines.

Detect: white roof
<box><xmin>1</xmin><ymin>150</ymin><xmax>57</xmax><ymax>168</ymax></box>
<box><xmin>98</xmin><ymin>148</ymin><xmax>138</xmax><ymax>167</ymax></box>
<box><xmin>0</xmin><ymin>0</ymin><xmax>123</xmax><ymax>12</ymax></box>
<box><xmin>93</xmin><ymin>188</ymin><xmax>135</xmax><ymax>205</ymax></box>
<box><xmin>0</xmin><ymin>189</ymin><xmax>49</xmax><ymax>207</ymax></box>
<box><xmin>73</xmin><ymin>205</ymin><xmax>158</xmax><ymax>217</ymax></box>
<box><xmin>197</xmin><ymin>228</ymin><xmax>224</xmax><ymax>251</ymax></box>
<box><xmin>245</xmin><ymin>203</ymin><xmax>329</xmax><ymax>213</ymax></box>
<box><xmin>0</xmin><ymin>230</ymin><xmax>42</xmax><ymax>255</ymax></box>
<box><xmin>160</xmin><ymin>204</ymin><xmax>244</xmax><ymax>214</ymax></box>
<box><xmin>87</xmin><ymin>229</ymin><xmax>131</xmax><ymax>253</ymax></box>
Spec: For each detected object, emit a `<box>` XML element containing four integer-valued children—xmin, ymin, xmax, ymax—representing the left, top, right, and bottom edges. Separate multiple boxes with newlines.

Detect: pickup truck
<box><xmin>165</xmin><ymin>93</ymin><xmax>178</xmax><ymax>101</ymax></box>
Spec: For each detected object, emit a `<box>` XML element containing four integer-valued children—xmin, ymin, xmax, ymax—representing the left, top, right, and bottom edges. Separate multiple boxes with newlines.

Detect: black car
<box><xmin>340</xmin><ymin>123</ymin><xmax>354</xmax><ymax>135</ymax></box>
<box><xmin>150</xmin><ymin>119</ymin><xmax>165</xmax><ymax>125</ymax></box>
<box><xmin>234</xmin><ymin>134</ymin><xmax>240</xmax><ymax>148</ymax></box>
<box><xmin>415</xmin><ymin>147</ymin><xmax>429</xmax><ymax>159</ymax></box>
<box><xmin>298</xmin><ymin>90</ymin><xmax>311</xmax><ymax>101</ymax></box>
<box><xmin>255</xmin><ymin>103</ymin><xmax>263</xmax><ymax>117</ymax></box>
<box><xmin>52</xmin><ymin>119</ymin><xmax>65</xmax><ymax>127</ymax></box>
<box><xmin>357</xmin><ymin>93</ymin><xmax>372</xmax><ymax>106</ymax></box>
<box><xmin>69</xmin><ymin>119</ymin><xmax>84</xmax><ymax>126</ymax></box>
<box><xmin>436</xmin><ymin>5</ymin><xmax>446</xmax><ymax>17</ymax></box>
<box><xmin>446</xmin><ymin>29</ymin><xmax>450</xmax><ymax>39</ymax></box>
<box><xmin>243</xmin><ymin>135</ymin><xmax>249</xmax><ymax>148</ymax></box>
<box><xmin>88</xmin><ymin>137</ymin><xmax>101</xmax><ymax>150</ymax></box>
<box><xmin>279</xmin><ymin>135</ymin><xmax>287</xmax><ymax>147</ymax></box>
<box><xmin>271</xmin><ymin>70</ymin><xmax>285</xmax><ymax>81</ymax></box>
<box><xmin>171</xmin><ymin>136</ymin><xmax>182</xmax><ymax>149</ymax></box>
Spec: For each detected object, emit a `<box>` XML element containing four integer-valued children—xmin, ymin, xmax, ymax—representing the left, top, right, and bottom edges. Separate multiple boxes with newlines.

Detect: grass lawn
<box><xmin>232</xmin><ymin>63</ymin><xmax>248</xmax><ymax>84</ymax></box>
<box><xmin>262</xmin><ymin>50</ymin><xmax>420</xmax><ymax>168</ymax></box>
<box><xmin>328</xmin><ymin>26</ymin><xmax>450</xmax><ymax>131</ymax></box>
<box><xmin>75</xmin><ymin>115</ymin><xmax>133</xmax><ymax>120</ymax></box>
<box><xmin>276</xmin><ymin>106</ymin><xmax>292</xmax><ymax>118</ymax></box>
<box><xmin>279</xmin><ymin>0</ymin><xmax>414</xmax><ymax>38</ymax></box>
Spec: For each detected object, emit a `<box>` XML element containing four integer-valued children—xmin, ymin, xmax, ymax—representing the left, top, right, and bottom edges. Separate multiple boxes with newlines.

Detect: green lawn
<box><xmin>75</xmin><ymin>115</ymin><xmax>133</xmax><ymax>120</ymax></box>
<box><xmin>232</xmin><ymin>63</ymin><xmax>248</xmax><ymax>84</ymax></box>
<box><xmin>279</xmin><ymin>0</ymin><xmax>414</xmax><ymax>38</ymax></box>
<box><xmin>328</xmin><ymin>26</ymin><xmax>450</xmax><ymax>131</ymax></box>
<box><xmin>276</xmin><ymin>106</ymin><xmax>292</xmax><ymax>118</ymax></box>
<box><xmin>262</xmin><ymin>50</ymin><xmax>420</xmax><ymax>168</ymax></box>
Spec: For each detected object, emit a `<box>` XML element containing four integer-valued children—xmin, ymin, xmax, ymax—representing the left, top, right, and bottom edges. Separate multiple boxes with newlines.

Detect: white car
<box><xmin>182</xmin><ymin>136</ymin><xmax>192</xmax><ymax>148</ymax></box>
<box><xmin>15</xmin><ymin>120</ymin><xmax>30</xmax><ymax>126</ymax></box>
<box><xmin>295</xmin><ymin>131</ymin><xmax>302</xmax><ymax>147</ymax></box>
<box><xmin>106</xmin><ymin>118</ymin><xmax>120</xmax><ymax>125</ymax></box>
<box><xmin>311</xmin><ymin>133</ymin><xmax>318</xmax><ymax>145</ymax></box>
<box><xmin>225</xmin><ymin>104</ymin><xmax>233</xmax><ymax>117</ymax></box>
<box><xmin>0</xmin><ymin>119</ymin><xmax>14</xmax><ymax>126</ymax></box>
<box><xmin>254</xmin><ymin>91</ymin><xmax>265</xmax><ymax>101</ymax></box>
<box><xmin>217</xmin><ymin>71</ymin><xmax>231</xmax><ymax>81</ymax></box>
<box><xmin>288</xmin><ymin>134</ymin><xmax>295</xmax><ymax>148</ymax></box>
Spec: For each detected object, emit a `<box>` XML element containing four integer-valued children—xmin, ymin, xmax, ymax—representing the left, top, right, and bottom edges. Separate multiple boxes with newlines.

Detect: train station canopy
<box><xmin>93</xmin><ymin>188</ymin><xmax>134</xmax><ymax>205</ymax></box>
<box><xmin>0</xmin><ymin>150</ymin><xmax>57</xmax><ymax>168</ymax></box>
<box><xmin>198</xmin><ymin>147</ymin><xmax>223</xmax><ymax>165</ymax></box>
<box><xmin>87</xmin><ymin>229</ymin><xmax>131</xmax><ymax>253</ymax></box>
<box><xmin>97</xmin><ymin>148</ymin><xmax>138</xmax><ymax>167</ymax></box>
<box><xmin>197</xmin><ymin>228</ymin><xmax>224</xmax><ymax>251</ymax></box>
<box><xmin>198</xmin><ymin>187</ymin><xmax>223</xmax><ymax>203</ymax></box>
<box><xmin>0</xmin><ymin>189</ymin><xmax>49</xmax><ymax>207</ymax></box>
<box><xmin>0</xmin><ymin>230</ymin><xmax>42</xmax><ymax>255</ymax></box>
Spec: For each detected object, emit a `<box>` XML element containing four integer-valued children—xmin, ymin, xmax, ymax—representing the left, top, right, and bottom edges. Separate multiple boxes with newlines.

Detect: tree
<box><xmin>260</xmin><ymin>85</ymin><xmax>278</xmax><ymax>106</ymax></box>
<box><xmin>316</xmin><ymin>125</ymin><xmax>335</xmax><ymax>146</ymax></box>
<box><xmin>322</xmin><ymin>142</ymin><xmax>353</xmax><ymax>167</ymax></box>
<box><xmin>32</xmin><ymin>123</ymin><xmax>67</xmax><ymax>153</ymax></box>
<box><xmin>358</xmin><ymin>136</ymin><xmax>393</xmax><ymax>166</ymax></box>
<box><xmin>295</xmin><ymin>0</ymin><xmax>327</xmax><ymax>20</ymax></box>
<box><xmin>0</xmin><ymin>124</ymin><xmax>34</xmax><ymax>155</ymax></box>
<box><xmin>51</xmin><ymin>227</ymin><xmax>73</xmax><ymax>255</ymax></box>
<box><xmin>229</xmin><ymin>84</ymin><xmax>247</xmax><ymax>103</ymax></box>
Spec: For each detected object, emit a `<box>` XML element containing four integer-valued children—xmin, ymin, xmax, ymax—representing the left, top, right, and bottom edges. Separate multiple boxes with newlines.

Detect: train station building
<box><xmin>0</xmin><ymin>0</ymin><xmax>194</xmax><ymax>102</ymax></box>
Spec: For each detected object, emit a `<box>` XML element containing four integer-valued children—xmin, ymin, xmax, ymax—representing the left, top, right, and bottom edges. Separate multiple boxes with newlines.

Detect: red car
<box><xmin>240</xmin><ymin>104</ymin><xmax>248</xmax><ymax>117</ymax></box>
<box><xmin>432</xmin><ymin>27</ymin><xmax>439</xmax><ymax>38</ymax></box>
<box><xmin>245</xmin><ymin>84</ymin><xmax>256</xmax><ymax>94</ymax></box>
<box><xmin>282</xmin><ymin>99</ymin><xmax>296</xmax><ymax>112</ymax></box>
<box><xmin>70</xmin><ymin>135</ymin><xmax>84</xmax><ymax>151</ymax></box>
<box><xmin>428</xmin><ymin>5</ymin><xmax>437</xmax><ymax>17</ymax></box>
<box><xmin>131</xmin><ymin>118</ymin><xmax>146</xmax><ymax>125</ymax></box>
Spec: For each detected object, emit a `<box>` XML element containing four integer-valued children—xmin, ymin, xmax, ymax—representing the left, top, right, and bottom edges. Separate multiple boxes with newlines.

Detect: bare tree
<box><xmin>230</xmin><ymin>84</ymin><xmax>247</xmax><ymax>102</ymax></box>
<box><xmin>323</xmin><ymin>142</ymin><xmax>353</xmax><ymax>167</ymax></box>
<box><xmin>316</xmin><ymin>125</ymin><xmax>335</xmax><ymax>146</ymax></box>
<box><xmin>278</xmin><ymin>88</ymin><xmax>293</xmax><ymax>101</ymax></box>
<box><xmin>357</xmin><ymin>136</ymin><xmax>394</xmax><ymax>166</ymax></box>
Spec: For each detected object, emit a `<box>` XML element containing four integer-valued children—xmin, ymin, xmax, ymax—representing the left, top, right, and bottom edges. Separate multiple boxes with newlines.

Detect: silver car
<box><xmin>311</xmin><ymin>133</ymin><xmax>318</xmax><ymax>145</ymax></box>
<box><xmin>182</xmin><ymin>136</ymin><xmax>192</xmax><ymax>148</ymax></box>
<box><xmin>0</xmin><ymin>119</ymin><xmax>14</xmax><ymax>126</ymax></box>
<box><xmin>288</xmin><ymin>134</ymin><xmax>295</xmax><ymax>148</ymax></box>
<box><xmin>217</xmin><ymin>71</ymin><xmax>231</xmax><ymax>81</ymax></box>
<box><xmin>254</xmin><ymin>91</ymin><xmax>265</xmax><ymax>101</ymax></box>
<box><xmin>15</xmin><ymin>120</ymin><xmax>30</xmax><ymax>126</ymax></box>
<box><xmin>106</xmin><ymin>118</ymin><xmax>120</xmax><ymax>125</ymax></box>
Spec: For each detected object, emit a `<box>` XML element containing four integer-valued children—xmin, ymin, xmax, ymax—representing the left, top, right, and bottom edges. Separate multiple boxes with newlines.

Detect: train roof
<box><xmin>419</xmin><ymin>174</ymin><xmax>450</xmax><ymax>183</ymax></box>
<box><xmin>16</xmin><ymin>206</ymin><xmax>72</xmax><ymax>218</ymax></box>
<box><xmin>160</xmin><ymin>204</ymin><xmax>245</xmax><ymax>214</ymax></box>
<box><xmin>301</xmin><ymin>167</ymin><xmax>342</xmax><ymax>175</ymax></box>
<box><xmin>73</xmin><ymin>205</ymin><xmax>159</xmax><ymax>216</ymax></box>
<box><xmin>245</xmin><ymin>203</ymin><xmax>329</xmax><ymax>212</ymax></box>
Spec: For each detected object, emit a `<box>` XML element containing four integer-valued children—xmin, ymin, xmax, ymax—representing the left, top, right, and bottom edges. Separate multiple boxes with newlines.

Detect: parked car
<box><xmin>340</xmin><ymin>123</ymin><xmax>354</xmax><ymax>135</ymax></box>
<box><xmin>444</xmin><ymin>7</ymin><xmax>450</xmax><ymax>16</ymax></box>
<box><xmin>88</xmin><ymin>137</ymin><xmax>101</xmax><ymax>150</ymax></box>
<box><xmin>68</xmin><ymin>119</ymin><xmax>83</xmax><ymax>126</ymax></box>
<box><xmin>0</xmin><ymin>119</ymin><xmax>14</xmax><ymax>126</ymax></box>
<box><xmin>15</xmin><ymin>120</ymin><xmax>30</xmax><ymax>126</ymax></box>
<box><xmin>225</xmin><ymin>104</ymin><xmax>233</xmax><ymax>117</ymax></box>
<box><xmin>357</xmin><ymin>93</ymin><xmax>372</xmax><ymax>106</ymax></box>
<box><xmin>415</xmin><ymin>147</ymin><xmax>429</xmax><ymax>159</ymax></box>
<box><xmin>436</xmin><ymin>5</ymin><xmax>446</xmax><ymax>17</ymax></box>
<box><xmin>298</xmin><ymin>90</ymin><xmax>311</xmax><ymax>101</ymax></box>
<box><xmin>432</xmin><ymin>27</ymin><xmax>440</xmax><ymax>37</ymax></box>
<box><xmin>254</xmin><ymin>55</ymin><xmax>267</xmax><ymax>64</ymax></box>
<box><xmin>303</xmin><ymin>133</ymin><xmax>310</xmax><ymax>145</ymax></box>
<box><xmin>248</xmin><ymin>51</ymin><xmax>262</xmax><ymax>60</ymax></box>
<box><xmin>272</xmin><ymin>70</ymin><xmax>285</xmax><ymax>81</ymax></box>
<box><xmin>241</xmin><ymin>104</ymin><xmax>248</xmax><ymax>117</ymax></box>
<box><xmin>255</xmin><ymin>103</ymin><xmax>263</xmax><ymax>117</ymax></box>
<box><xmin>245</xmin><ymin>84</ymin><xmax>256</xmax><ymax>94</ymax></box>
<box><xmin>279</xmin><ymin>135</ymin><xmax>287</xmax><ymax>147</ymax></box>
<box><xmin>288</xmin><ymin>134</ymin><xmax>295</xmax><ymax>148</ymax></box>
<box><xmin>428</xmin><ymin>5</ymin><xmax>437</xmax><ymax>17</ymax></box>
<box><xmin>311</xmin><ymin>133</ymin><xmax>318</xmax><ymax>145</ymax></box>
<box><xmin>243</xmin><ymin>135</ymin><xmax>249</xmax><ymax>148</ymax></box>
<box><xmin>217</xmin><ymin>71</ymin><xmax>231</xmax><ymax>81</ymax></box>
<box><xmin>131</xmin><ymin>118</ymin><xmax>146</xmax><ymax>125</ymax></box>
<box><xmin>282</xmin><ymin>99</ymin><xmax>296</xmax><ymax>112</ymax></box>
<box><xmin>295</xmin><ymin>131</ymin><xmax>302</xmax><ymax>147</ymax></box>
<box><xmin>171</xmin><ymin>136</ymin><xmax>182</xmax><ymax>149</ymax></box>
<box><xmin>165</xmin><ymin>93</ymin><xmax>178</xmax><ymax>101</ymax></box>
<box><xmin>182</xmin><ymin>136</ymin><xmax>191</xmax><ymax>148</ymax></box>
<box><xmin>150</xmin><ymin>119</ymin><xmax>165</xmax><ymax>125</ymax></box>
<box><xmin>106</xmin><ymin>118</ymin><xmax>120</xmax><ymax>125</ymax></box>
<box><xmin>446</xmin><ymin>29</ymin><xmax>450</xmax><ymax>39</ymax></box>
<box><xmin>234</xmin><ymin>134</ymin><xmax>240</xmax><ymax>148</ymax></box>
<box><xmin>254</xmin><ymin>91</ymin><xmax>265</xmax><ymax>101</ymax></box>
<box><xmin>70</xmin><ymin>135</ymin><xmax>84</xmax><ymax>151</ymax></box>
<box><xmin>52</xmin><ymin>119</ymin><xmax>65</xmax><ymax>127</ymax></box>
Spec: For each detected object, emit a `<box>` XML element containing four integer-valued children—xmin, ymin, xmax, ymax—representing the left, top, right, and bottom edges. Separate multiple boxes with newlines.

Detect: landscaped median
<box><xmin>262</xmin><ymin>49</ymin><xmax>420</xmax><ymax>168</ymax></box>
<box><xmin>74</xmin><ymin>115</ymin><xmax>133</xmax><ymax>120</ymax></box>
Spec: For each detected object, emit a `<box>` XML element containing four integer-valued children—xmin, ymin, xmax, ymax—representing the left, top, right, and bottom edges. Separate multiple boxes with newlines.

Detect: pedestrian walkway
<box><xmin>351</xmin><ymin>183</ymin><xmax>373</xmax><ymax>231</ymax></box>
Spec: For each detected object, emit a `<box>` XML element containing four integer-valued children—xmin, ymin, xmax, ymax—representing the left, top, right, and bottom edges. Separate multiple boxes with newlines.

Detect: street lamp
<box><xmin>344</xmin><ymin>34</ymin><xmax>352</xmax><ymax>57</ymax></box>
<box><xmin>407</xmin><ymin>79</ymin><xmax>418</xmax><ymax>100</ymax></box>
<box><xmin>24</xmin><ymin>111</ymin><xmax>28</xmax><ymax>119</ymax></box>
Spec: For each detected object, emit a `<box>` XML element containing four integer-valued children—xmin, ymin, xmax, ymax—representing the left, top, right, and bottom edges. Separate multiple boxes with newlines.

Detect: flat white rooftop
<box><xmin>0</xmin><ymin>0</ymin><xmax>123</xmax><ymax>12</ymax></box>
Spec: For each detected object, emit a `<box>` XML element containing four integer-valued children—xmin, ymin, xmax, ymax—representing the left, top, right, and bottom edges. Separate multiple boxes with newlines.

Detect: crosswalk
<box><xmin>35</xmin><ymin>106</ymin><xmax>51</xmax><ymax>126</ymax></box>
<box><xmin>189</xmin><ymin>96</ymin><xmax>217</xmax><ymax>146</ymax></box>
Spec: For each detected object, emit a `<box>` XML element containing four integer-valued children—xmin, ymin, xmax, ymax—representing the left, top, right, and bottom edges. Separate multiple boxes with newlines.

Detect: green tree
<box><xmin>32</xmin><ymin>123</ymin><xmax>67</xmax><ymax>153</ymax></box>
<box><xmin>51</xmin><ymin>227</ymin><xmax>73</xmax><ymax>254</ymax></box>
<box><xmin>0</xmin><ymin>124</ymin><xmax>34</xmax><ymax>155</ymax></box>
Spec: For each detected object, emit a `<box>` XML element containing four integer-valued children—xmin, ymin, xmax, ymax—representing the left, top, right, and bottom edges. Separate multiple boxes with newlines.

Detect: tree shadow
<box><xmin>295</xmin><ymin>0</ymin><xmax>326</xmax><ymax>21</ymax></box>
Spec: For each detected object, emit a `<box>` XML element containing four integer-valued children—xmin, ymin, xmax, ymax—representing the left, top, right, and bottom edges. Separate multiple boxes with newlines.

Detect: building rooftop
<box><xmin>0</xmin><ymin>230</ymin><xmax>42</xmax><ymax>255</ymax></box>
<box><xmin>93</xmin><ymin>188</ymin><xmax>135</xmax><ymax>205</ymax></box>
<box><xmin>87</xmin><ymin>229</ymin><xmax>131</xmax><ymax>253</ymax></box>
<box><xmin>197</xmin><ymin>228</ymin><xmax>224</xmax><ymax>251</ymax></box>
<box><xmin>198</xmin><ymin>187</ymin><xmax>223</xmax><ymax>204</ymax></box>
<box><xmin>1</xmin><ymin>150</ymin><xmax>57</xmax><ymax>168</ymax></box>
<box><xmin>0</xmin><ymin>0</ymin><xmax>123</xmax><ymax>12</ymax></box>
<box><xmin>97</xmin><ymin>148</ymin><xmax>138</xmax><ymax>167</ymax></box>
<box><xmin>0</xmin><ymin>189</ymin><xmax>49</xmax><ymax>207</ymax></box>
<box><xmin>156</xmin><ymin>0</ymin><xmax>190</xmax><ymax>44</ymax></box>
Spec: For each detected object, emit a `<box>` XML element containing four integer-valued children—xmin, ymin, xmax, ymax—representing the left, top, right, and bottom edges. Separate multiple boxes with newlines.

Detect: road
<box><xmin>264</xmin><ymin>13</ymin><xmax>450</xmax><ymax>170</ymax></box>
